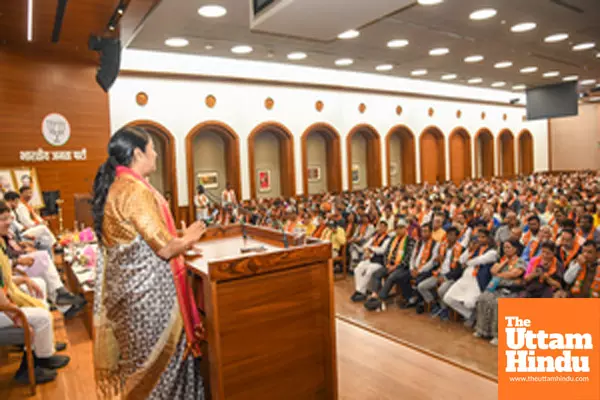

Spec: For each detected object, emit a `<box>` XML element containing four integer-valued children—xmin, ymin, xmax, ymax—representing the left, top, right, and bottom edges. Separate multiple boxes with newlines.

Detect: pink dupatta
<box><xmin>116</xmin><ymin>166</ymin><xmax>204</xmax><ymax>358</ymax></box>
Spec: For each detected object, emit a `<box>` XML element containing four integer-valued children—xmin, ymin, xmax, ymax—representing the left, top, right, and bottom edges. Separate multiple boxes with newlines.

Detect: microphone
<box><xmin>282</xmin><ymin>227</ymin><xmax>289</xmax><ymax>249</ymax></box>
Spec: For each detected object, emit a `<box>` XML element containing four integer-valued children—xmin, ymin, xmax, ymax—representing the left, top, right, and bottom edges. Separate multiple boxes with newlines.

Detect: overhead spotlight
<box><xmin>375</xmin><ymin>64</ymin><xmax>393</xmax><ymax>71</ymax></box>
<box><xmin>464</xmin><ymin>55</ymin><xmax>484</xmax><ymax>63</ymax></box>
<box><xmin>494</xmin><ymin>61</ymin><xmax>513</xmax><ymax>69</ymax></box>
<box><xmin>491</xmin><ymin>81</ymin><xmax>506</xmax><ymax>88</ymax></box>
<box><xmin>511</xmin><ymin>22</ymin><xmax>536</xmax><ymax>33</ymax></box>
<box><xmin>470</xmin><ymin>8</ymin><xmax>497</xmax><ymax>20</ymax></box>
<box><xmin>572</xmin><ymin>42</ymin><xmax>595</xmax><ymax>51</ymax></box>
<box><xmin>543</xmin><ymin>71</ymin><xmax>560</xmax><ymax>78</ymax></box>
<box><xmin>520</xmin><ymin>66</ymin><xmax>538</xmax><ymax>74</ymax></box>
<box><xmin>198</xmin><ymin>5</ymin><xmax>227</xmax><ymax>18</ymax></box>
<box><xmin>441</xmin><ymin>73</ymin><xmax>457</xmax><ymax>80</ymax></box>
<box><xmin>287</xmin><ymin>52</ymin><xmax>307</xmax><ymax>60</ymax></box>
<box><xmin>338</xmin><ymin>30</ymin><xmax>359</xmax><ymax>39</ymax></box>
<box><xmin>387</xmin><ymin>39</ymin><xmax>409</xmax><ymax>48</ymax></box>
<box><xmin>544</xmin><ymin>33</ymin><xmax>568</xmax><ymax>43</ymax></box>
<box><xmin>165</xmin><ymin>37</ymin><xmax>189</xmax><ymax>47</ymax></box>
<box><xmin>418</xmin><ymin>0</ymin><xmax>443</xmax><ymax>5</ymax></box>
<box><xmin>335</xmin><ymin>58</ymin><xmax>354</xmax><ymax>66</ymax></box>
<box><xmin>468</xmin><ymin>77</ymin><xmax>483</xmax><ymax>84</ymax></box>
<box><xmin>429</xmin><ymin>47</ymin><xmax>449</xmax><ymax>56</ymax></box>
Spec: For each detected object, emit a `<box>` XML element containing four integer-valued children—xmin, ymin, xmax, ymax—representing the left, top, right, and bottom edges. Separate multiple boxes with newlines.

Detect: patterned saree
<box><xmin>94</xmin><ymin>167</ymin><xmax>204</xmax><ymax>400</ymax></box>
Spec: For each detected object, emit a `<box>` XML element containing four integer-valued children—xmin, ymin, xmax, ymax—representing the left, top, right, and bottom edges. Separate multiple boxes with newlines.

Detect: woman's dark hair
<box><xmin>541</xmin><ymin>240</ymin><xmax>556</xmax><ymax>253</ymax></box>
<box><xmin>0</xmin><ymin>200</ymin><xmax>9</xmax><ymax>215</ymax></box>
<box><xmin>197</xmin><ymin>185</ymin><xmax>205</xmax><ymax>194</ymax></box>
<box><xmin>3</xmin><ymin>191</ymin><xmax>20</xmax><ymax>202</ymax></box>
<box><xmin>506</xmin><ymin>239</ymin><xmax>524</xmax><ymax>257</ymax></box>
<box><xmin>92</xmin><ymin>126</ymin><xmax>150</xmax><ymax>242</ymax></box>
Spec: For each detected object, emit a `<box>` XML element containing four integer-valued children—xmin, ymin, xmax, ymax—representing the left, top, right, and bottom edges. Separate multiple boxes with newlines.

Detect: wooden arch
<box><xmin>126</xmin><ymin>120</ymin><xmax>179</xmax><ymax>223</ymax></box>
<box><xmin>474</xmin><ymin>128</ymin><xmax>495</xmax><ymax>179</ymax></box>
<box><xmin>518</xmin><ymin>129</ymin><xmax>534</xmax><ymax>175</ymax></box>
<box><xmin>419</xmin><ymin>126</ymin><xmax>446</xmax><ymax>184</ymax></box>
<box><xmin>497</xmin><ymin>129</ymin><xmax>515</xmax><ymax>177</ymax></box>
<box><xmin>385</xmin><ymin>125</ymin><xmax>416</xmax><ymax>185</ymax></box>
<box><xmin>185</xmin><ymin>121</ymin><xmax>241</xmax><ymax>219</ymax></box>
<box><xmin>448</xmin><ymin>127</ymin><xmax>472</xmax><ymax>183</ymax></box>
<box><xmin>248</xmin><ymin>121</ymin><xmax>296</xmax><ymax>198</ymax></box>
<box><xmin>346</xmin><ymin>124</ymin><xmax>382</xmax><ymax>191</ymax></box>
<box><xmin>301</xmin><ymin>123</ymin><xmax>342</xmax><ymax>195</ymax></box>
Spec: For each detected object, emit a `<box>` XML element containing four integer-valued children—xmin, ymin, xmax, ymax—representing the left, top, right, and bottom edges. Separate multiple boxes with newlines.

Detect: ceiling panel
<box><xmin>128</xmin><ymin>0</ymin><xmax>600</xmax><ymax>93</ymax></box>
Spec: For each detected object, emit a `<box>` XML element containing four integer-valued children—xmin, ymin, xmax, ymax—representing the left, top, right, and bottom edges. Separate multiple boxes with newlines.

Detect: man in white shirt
<box><xmin>221</xmin><ymin>183</ymin><xmax>237</xmax><ymax>206</ymax></box>
<box><xmin>4</xmin><ymin>191</ymin><xmax>56</xmax><ymax>247</ymax></box>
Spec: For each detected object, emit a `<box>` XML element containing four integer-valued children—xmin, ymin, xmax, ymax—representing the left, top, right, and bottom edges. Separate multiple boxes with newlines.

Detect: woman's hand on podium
<box><xmin>158</xmin><ymin>221</ymin><xmax>206</xmax><ymax>260</ymax></box>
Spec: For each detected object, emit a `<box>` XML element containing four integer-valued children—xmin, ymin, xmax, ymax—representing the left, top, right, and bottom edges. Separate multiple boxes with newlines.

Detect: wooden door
<box><xmin>450</xmin><ymin>133</ymin><xmax>467</xmax><ymax>183</ymax></box>
<box><xmin>420</xmin><ymin>132</ymin><xmax>439</xmax><ymax>184</ymax></box>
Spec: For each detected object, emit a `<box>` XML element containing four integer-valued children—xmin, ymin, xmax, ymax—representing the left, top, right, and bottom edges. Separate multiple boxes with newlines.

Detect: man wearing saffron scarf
<box><xmin>392</xmin><ymin>223</ymin><xmax>441</xmax><ymax>313</ymax></box>
<box><xmin>556</xmin><ymin>240</ymin><xmax>599</xmax><ymax>298</ymax></box>
<box><xmin>4</xmin><ymin>191</ymin><xmax>56</xmax><ymax>248</ymax></box>
<box><xmin>363</xmin><ymin>220</ymin><xmax>416</xmax><ymax>310</ymax></box>
<box><xmin>350</xmin><ymin>221</ymin><xmax>391</xmax><ymax>302</ymax></box>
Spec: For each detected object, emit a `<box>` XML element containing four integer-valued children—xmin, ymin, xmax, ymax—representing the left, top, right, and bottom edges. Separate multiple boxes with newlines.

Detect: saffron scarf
<box><xmin>571</xmin><ymin>263</ymin><xmax>600</xmax><ymax>298</ymax></box>
<box><xmin>116</xmin><ymin>166</ymin><xmax>203</xmax><ymax>358</ymax></box>
<box><xmin>416</xmin><ymin>239</ymin><xmax>434</xmax><ymax>272</ymax></box>
<box><xmin>388</xmin><ymin>234</ymin><xmax>408</xmax><ymax>266</ymax></box>
<box><xmin>470</xmin><ymin>245</ymin><xmax>489</xmax><ymax>277</ymax></box>
<box><xmin>558</xmin><ymin>242</ymin><xmax>581</xmax><ymax>267</ymax></box>
<box><xmin>527</xmin><ymin>256</ymin><xmax>558</xmax><ymax>282</ymax></box>
<box><xmin>434</xmin><ymin>240</ymin><xmax>463</xmax><ymax>276</ymax></box>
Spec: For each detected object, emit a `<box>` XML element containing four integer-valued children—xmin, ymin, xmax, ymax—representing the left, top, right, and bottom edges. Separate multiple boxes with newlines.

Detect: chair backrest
<box><xmin>0</xmin><ymin>327</ymin><xmax>26</xmax><ymax>346</ymax></box>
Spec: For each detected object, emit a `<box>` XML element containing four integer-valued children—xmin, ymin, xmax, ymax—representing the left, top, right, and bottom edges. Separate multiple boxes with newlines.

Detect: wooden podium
<box><xmin>186</xmin><ymin>224</ymin><xmax>338</xmax><ymax>400</ymax></box>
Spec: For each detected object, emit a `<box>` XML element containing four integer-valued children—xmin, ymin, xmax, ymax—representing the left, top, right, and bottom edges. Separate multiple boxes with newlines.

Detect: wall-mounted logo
<box><xmin>42</xmin><ymin>113</ymin><xmax>71</xmax><ymax>147</ymax></box>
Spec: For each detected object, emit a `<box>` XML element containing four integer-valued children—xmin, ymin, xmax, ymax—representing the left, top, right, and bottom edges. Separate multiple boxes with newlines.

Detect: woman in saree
<box><xmin>92</xmin><ymin>126</ymin><xmax>206</xmax><ymax>399</ymax></box>
<box><xmin>473</xmin><ymin>239</ymin><xmax>526</xmax><ymax>346</ymax></box>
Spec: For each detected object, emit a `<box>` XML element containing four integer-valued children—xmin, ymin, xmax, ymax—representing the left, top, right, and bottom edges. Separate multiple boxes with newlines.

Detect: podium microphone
<box><xmin>282</xmin><ymin>228</ymin><xmax>289</xmax><ymax>249</ymax></box>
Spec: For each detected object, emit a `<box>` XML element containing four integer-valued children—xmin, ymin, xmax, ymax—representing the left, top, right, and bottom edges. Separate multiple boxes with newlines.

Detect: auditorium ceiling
<box><xmin>128</xmin><ymin>0</ymin><xmax>600</xmax><ymax>96</ymax></box>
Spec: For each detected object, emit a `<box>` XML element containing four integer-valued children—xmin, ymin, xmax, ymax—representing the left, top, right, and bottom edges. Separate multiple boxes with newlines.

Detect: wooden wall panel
<box><xmin>419</xmin><ymin>126</ymin><xmax>446</xmax><ymax>184</ymax></box>
<box><xmin>0</xmin><ymin>50</ymin><xmax>110</xmax><ymax>230</ymax></box>
<box><xmin>518</xmin><ymin>130</ymin><xmax>534</xmax><ymax>175</ymax></box>
<box><xmin>449</xmin><ymin>128</ymin><xmax>472</xmax><ymax>183</ymax></box>
<box><xmin>475</xmin><ymin>129</ymin><xmax>495</xmax><ymax>179</ymax></box>
<box><xmin>498</xmin><ymin>130</ymin><xmax>515</xmax><ymax>177</ymax></box>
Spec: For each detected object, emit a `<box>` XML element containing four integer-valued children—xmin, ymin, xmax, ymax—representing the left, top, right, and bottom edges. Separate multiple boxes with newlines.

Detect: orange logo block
<box><xmin>498</xmin><ymin>298</ymin><xmax>600</xmax><ymax>400</ymax></box>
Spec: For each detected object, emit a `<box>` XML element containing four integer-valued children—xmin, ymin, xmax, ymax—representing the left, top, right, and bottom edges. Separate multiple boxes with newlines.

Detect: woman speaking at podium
<box><xmin>92</xmin><ymin>126</ymin><xmax>206</xmax><ymax>399</ymax></box>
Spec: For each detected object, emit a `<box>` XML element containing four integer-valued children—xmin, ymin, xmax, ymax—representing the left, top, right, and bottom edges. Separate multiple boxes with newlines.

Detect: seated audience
<box><xmin>522</xmin><ymin>241</ymin><xmax>563</xmax><ymax>298</ymax></box>
<box><xmin>556</xmin><ymin>240</ymin><xmax>599</xmax><ymax>298</ymax></box>
<box><xmin>474</xmin><ymin>239</ymin><xmax>526</xmax><ymax>346</ymax></box>
<box><xmin>443</xmin><ymin>229</ymin><xmax>498</xmax><ymax>326</ymax></box>
<box><xmin>362</xmin><ymin>221</ymin><xmax>416</xmax><ymax>310</ymax></box>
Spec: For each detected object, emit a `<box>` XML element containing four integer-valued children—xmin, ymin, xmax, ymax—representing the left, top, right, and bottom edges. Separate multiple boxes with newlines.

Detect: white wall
<box><xmin>109</xmin><ymin>51</ymin><xmax>549</xmax><ymax>207</ymax></box>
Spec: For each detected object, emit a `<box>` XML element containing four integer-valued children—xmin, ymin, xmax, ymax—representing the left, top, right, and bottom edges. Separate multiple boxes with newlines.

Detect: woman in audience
<box><xmin>92</xmin><ymin>127</ymin><xmax>206</xmax><ymax>399</ymax></box>
<box><xmin>474</xmin><ymin>239</ymin><xmax>526</xmax><ymax>346</ymax></box>
<box><xmin>521</xmin><ymin>241</ymin><xmax>563</xmax><ymax>298</ymax></box>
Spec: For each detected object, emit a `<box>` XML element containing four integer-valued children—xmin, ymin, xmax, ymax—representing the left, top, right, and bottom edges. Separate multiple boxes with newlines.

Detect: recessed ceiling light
<box><xmin>375</xmin><ymin>64</ymin><xmax>393</xmax><ymax>71</ymax></box>
<box><xmin>205</xmin><ymin>44</ymin><xmax>214</xmax><ymax>50</ymax></box>
<box><xmin>491</xmin><ymin>81</ymin><xmax>506</xmax><ymax>88</ymax></box>
<box><xmin>464</xmin><ymin>55</ymin><xmax>484</xmax><ymax>63</ymax></box>
<box><xmin>572</xmin><ymin>42</ymin><xmax>595</xmax><ymax>51</ymax></box>
<box><xmin>418</xmin><ymin>0</ymin><xmax>443</xmax><ymax>5</ymax></box>
<box><xmin>411</xmin><ymin>69</ymin><xmax>428</xmax><ymax>76</ymax></box>
<box><xmin>198</xmin><ymin>5</ymin><xmax>227</xmax><ymax>18</ymax></box>
<box><xmin>520</xmin><ymin>66</ymin><xmax>538</xmax><ymax>74</ymax></box>
<box><xmin>580</xmin><ymin>79</ymin><xmax>597</xmax><ymax>85</ymax></box>
<box><xmin>512</xmin><ymin>84</ymin><xmax>526</xmax><ymax>91</ymax></box>
<box><xmin>597</xmin><ymin>53</ymin><xmax>600</xmax><ymax>58</ymax></box>
<box><xmin>287</xmin><ymin>52</ymin><xmax>307</xmax><ymax>60</ymax></box>
<box><xmin>231</xmin><ymin>45</ymin><xmax>253</xmax><ymax>54</ymax></box>
<box><xmin>468</xmin><ymin>77</ymin><xmax>483</xmax><ymax>84</ymax></box>
<box><xmin>338</xmin><ymin>30</ymin><xmax>359</xmax><ymax>40</ymax></box>
<box><xmin>470</xmin><ymin>8</ymin><xmax>497</xmax><ymax>20</ymax></box>
<box><xmin>335</xmin><ymin>58</ymin><xmax>354</xmax><ymax>66</ymax></box>
<box><xmin>387</xmin><ymin>39</ymin><xmax>409</xmax><ymax>48</ymax></box>
<box><xmin>511</xmin><ymin>22</ymin><xmax>537</xmax><ymax>33</ymax></box>
<box><xmin>544</xmin><ymin>33</ymin><xmax>568</xmax><ymax>43</ymax></box>
<box><xmin>543</xmin><ymin>71</ymin><xmax>559</xmax><ymax>78</ymax></box>
<box><xmin>494</xmin><ymin>61</ymin><xmax>513</xmax><ymax>69</ymax></box>
<box><xmin>165</xmin><ymin>37</ymin><xmax>189</xmax><ymax>47</ymax></box>
<box><xmin>441</xmin><ymin>73</ymin><xmax>457</xmax><ymax>80</ymax></box>
<box><xmin>563</xmin><ymin>75</ymin><xmax>579</xmax><ymax>82</ymax></box>
<box><xmin>429</xmin><ymin>47</ymin><xmax>449</xmax><ymax>56</ymax></box>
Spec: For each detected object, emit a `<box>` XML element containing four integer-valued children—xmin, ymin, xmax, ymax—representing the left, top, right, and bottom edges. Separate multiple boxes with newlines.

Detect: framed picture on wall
<box><xmin>307</xmin><ymin>166</ymin><xmax>321</xmax><ymax>182</ymax></box>
<box><xmin>0</xmin><ymin>169</ymin><xmax>16</xmax><ymax>199</ymax></box>
<box><xmin>351</xmin><ymin>164</ymin><xmax>360</xmax><ymax>184</ymax></box>
<box><xmin>258</xmin><ymin>169</ymin><xmax>271</xmax><ymax>192</ymax></box>
<box><xmin>12</xmin><ymin>167</ymin><xmax>45</xmax><ymax>208</ymax></box>
<box><xmin>390</xmin><ymin>162</ymin><xmax>398</xmax><ymax>176</ymax></box>
<box><xmin>197</xmin><ymin>171</ymin><xmax>219</xmax><ymax>189</ymax></box>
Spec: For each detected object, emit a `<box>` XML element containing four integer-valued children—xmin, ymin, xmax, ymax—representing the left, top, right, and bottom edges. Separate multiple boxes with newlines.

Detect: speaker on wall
<box><xmin>89</xmin><ymin>35</ymin><xmax>121</xmax><ymax>92</ymax></box>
